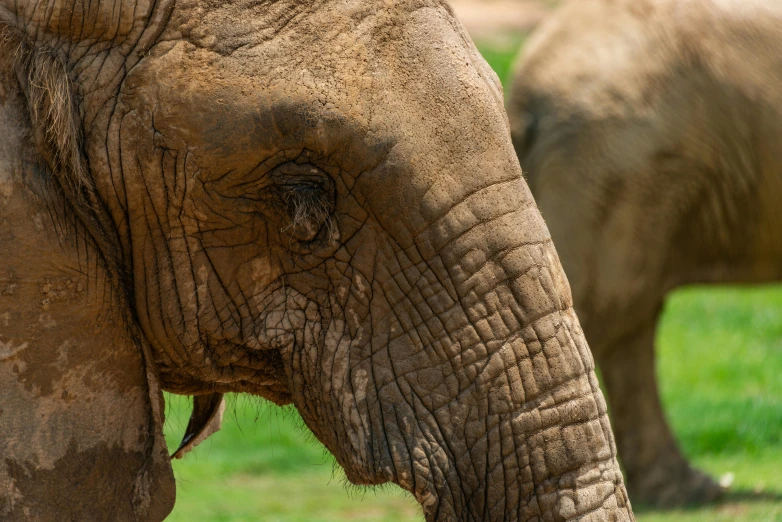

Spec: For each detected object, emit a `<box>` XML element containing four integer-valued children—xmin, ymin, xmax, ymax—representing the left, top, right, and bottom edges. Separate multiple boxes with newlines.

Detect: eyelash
<box><xmin>282</xmin><ymin>185</ymin><xmax>330</xmax><ymax>222</ymax></box>
<box><xmin>276</xmin><ymin>178</ymin><xmax>336</xmax><ymax>246</ymax></box>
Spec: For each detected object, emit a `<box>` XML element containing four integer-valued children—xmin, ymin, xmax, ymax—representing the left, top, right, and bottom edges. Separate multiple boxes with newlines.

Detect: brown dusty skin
<box><xmin>1</xmin><ymin>1</ymin><xmax>634</xmax><ymax>520</ymax></box>
<box><xmin>507</xmin><ymin>0</ymin><xmax>782</xmax><ymax>507</ymax></box>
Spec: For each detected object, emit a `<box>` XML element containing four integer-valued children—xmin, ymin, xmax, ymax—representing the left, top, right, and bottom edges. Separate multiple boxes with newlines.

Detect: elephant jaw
<box><xmin>273</xmin><ymin>289</ymin><xmax>634</xmax><ymax>521</ymax></box>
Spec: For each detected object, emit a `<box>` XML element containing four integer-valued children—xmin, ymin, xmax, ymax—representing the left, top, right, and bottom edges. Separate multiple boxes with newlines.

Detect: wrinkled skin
<box><xmin>0</xmin><ymin>1</ymin><xmax>635</xmax><ymax>520</ymax></box>
<box><xmin>507</xmin><ymin>0</ymin><xmax>782</xmax><ymax>508</ymax></box>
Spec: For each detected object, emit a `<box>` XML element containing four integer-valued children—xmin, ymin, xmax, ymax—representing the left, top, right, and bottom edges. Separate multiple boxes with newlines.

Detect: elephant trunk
<box><xmin>385</xmin><ymin>179</ymin><xmax>634</xmax><ymax>520</ymax></box>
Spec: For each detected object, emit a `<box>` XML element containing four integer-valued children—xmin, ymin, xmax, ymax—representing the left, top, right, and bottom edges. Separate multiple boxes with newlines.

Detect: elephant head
<box><xmin>0</xmin><ymin>1</ymin><xmax>634</xmax><ymax>520</ymax></box>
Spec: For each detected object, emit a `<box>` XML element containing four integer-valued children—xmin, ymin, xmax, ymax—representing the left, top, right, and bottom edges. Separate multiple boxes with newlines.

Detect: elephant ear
<box><xmin>0</xmin><ymin>57</ymin><xmax>175</xmax><ymax>519</ymax></box>
<box><xmin>0</xmin><ymin>311</ymin><xmax>177</xmax><ymax>521</ymax></box>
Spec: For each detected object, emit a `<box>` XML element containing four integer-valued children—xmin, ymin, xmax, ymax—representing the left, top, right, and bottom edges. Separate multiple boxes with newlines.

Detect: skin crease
<box><xmin>507</xmin><ymin>0</ymin><xmax>782</xmax><ymax>508</ymax></box>
<box><xmin>0</xmin><ymin>1</ymin><xmax>635</xmax><ymax>520</ymax></box>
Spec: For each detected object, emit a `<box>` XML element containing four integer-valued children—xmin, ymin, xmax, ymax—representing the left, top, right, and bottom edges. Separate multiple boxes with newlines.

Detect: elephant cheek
<box><xmin>249</xmin><ymin>256</ymin><xmax>284</xmax><ymax>294</ymax></box>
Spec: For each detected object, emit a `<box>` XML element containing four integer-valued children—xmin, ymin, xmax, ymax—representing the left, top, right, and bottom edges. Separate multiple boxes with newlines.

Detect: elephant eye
<box><xmin>271</xmin><ymin>162</ymin><xmax>336</xmax><ymax>249</ymax></box>
<box><xmin>280</xmin><ymin>183</ymin><xmax>332</xmax><ymax>242</ymax></box>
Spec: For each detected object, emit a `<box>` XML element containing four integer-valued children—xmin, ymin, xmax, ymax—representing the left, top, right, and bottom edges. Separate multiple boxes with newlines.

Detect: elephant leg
<box><xmin>595</xmin><ymin>313</ymin><xmax>723</xmax><ymax>507</ymax></box>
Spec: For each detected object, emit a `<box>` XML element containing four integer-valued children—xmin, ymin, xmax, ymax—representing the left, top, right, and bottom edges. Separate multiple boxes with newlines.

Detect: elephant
<box><xmin>0</xmin><ymin>1</ymin><xmax>636</xmax><ymax>520</ymax></box>
<box><xmin>506</xmin><ymin>0</ymin><xmax>782</xmax><ymax>508</ymax></box>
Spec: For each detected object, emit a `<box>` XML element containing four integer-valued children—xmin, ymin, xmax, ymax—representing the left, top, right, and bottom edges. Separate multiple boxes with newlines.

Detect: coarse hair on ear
<box><xmin>1</xmin><ymin>25</ymin><xmax>89</xmax><ymax>197</ymax></box>
<box><xmin>1</xmin><ymin>24</ymin><xmax>125</xmax><ymax>281</ymax></box>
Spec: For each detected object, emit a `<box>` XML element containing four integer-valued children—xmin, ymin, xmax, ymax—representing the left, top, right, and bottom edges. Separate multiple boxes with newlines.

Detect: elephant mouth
<box><xmin>155</xmin><ymin>337</ymin><xmax>293</xmax><ymax>404</ymax></box>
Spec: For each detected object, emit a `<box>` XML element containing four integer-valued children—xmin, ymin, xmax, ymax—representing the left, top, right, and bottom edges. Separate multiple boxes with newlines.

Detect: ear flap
<box><xmin>0</xmin><ymin>56</ymin><xmax>175</xmax><ymax>519</ymax></box>
<box><xmin>0</xmin><ymin>302</ymin><xmax>177</xmax><ymax>521</ymax></box>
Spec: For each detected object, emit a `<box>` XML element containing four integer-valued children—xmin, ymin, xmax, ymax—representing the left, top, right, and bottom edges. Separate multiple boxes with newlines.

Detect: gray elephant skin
<box><xmin>0</xmin><ymin>1</ymin><xmax>635</xmax><ymax>521</ymax></box>
<box><xmin>507</xmin><ymin>0</ymin><xmax>782</xmax><ymax>508</ymax></box>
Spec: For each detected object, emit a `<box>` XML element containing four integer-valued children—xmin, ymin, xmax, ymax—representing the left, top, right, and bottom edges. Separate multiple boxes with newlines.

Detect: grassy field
<box><xmin>163</xmin><ymin>43</ymin><xmax>782</xmax><ymax>521</ymax></box>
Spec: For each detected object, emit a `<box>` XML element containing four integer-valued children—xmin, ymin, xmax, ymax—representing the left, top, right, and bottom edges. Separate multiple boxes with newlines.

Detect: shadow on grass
<box><xmin>633</xmin><ymin>488</ymin><xmax>782</xmax><ymax>514</ymax></box>
<box><xmin>722</xmin><ymin>488</ymin><xmax>782</xmax><ymax>503</ymax></box>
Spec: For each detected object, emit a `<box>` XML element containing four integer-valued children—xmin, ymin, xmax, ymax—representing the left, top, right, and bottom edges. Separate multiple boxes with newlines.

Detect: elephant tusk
<box><xmin>171</xmin><ymin>393</ymin><xmax>226</xmax><ymax>460</ymax></box>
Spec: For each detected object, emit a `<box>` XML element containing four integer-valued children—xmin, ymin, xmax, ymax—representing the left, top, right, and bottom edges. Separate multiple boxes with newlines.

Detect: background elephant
<box><xmin>0</xmin><ymin>0</ymin><xmax>634</xmax><ymax>520</ymax></box>
<box><xmin>506</xmin><ymin>0</ymin><xmax>782</xmax><ymax>508</ymax></box>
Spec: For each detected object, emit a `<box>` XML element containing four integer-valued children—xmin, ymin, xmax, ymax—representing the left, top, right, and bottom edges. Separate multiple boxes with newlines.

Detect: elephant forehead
<box><xmin>113</xmin><ymin>0</ymin><xmax>520</xmax><ymax>239</ymax></box>
<box><xmin>157</xmin><ymin>0</ymin><xmax>486</xmax><ymax>121</ymax></box>
<box><xmin>170</xmin><ymin>0</ymin><xmax>453</xmax><ymax>56</ymax></box>
<box><xmin>119</xmin><ymin>43</ymin><xmax>393</xmax><ymax>182</ymax></box>
<box><xmin>134</xmin><ymin>44</ymin><xmax>373</xmax><ymax>135</ymax></box>
<box><xmin>118</xmin><ymin>19</ymin><xmax>499</xmax><ymax>181</ymax></box>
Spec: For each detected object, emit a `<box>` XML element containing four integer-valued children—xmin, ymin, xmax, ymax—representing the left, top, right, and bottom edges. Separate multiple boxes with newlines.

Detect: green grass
<box><xmin>163</xmin><ymin>41</ymin><xmax>782</xmax><ymax>521</ymax></box>
<box><xmin>639</xmin><ymin>286</ymin><xmax>782</xmax><ymax>522</ymax></box>
<box><xmin>474</xmin><ymin>35</ymin><xmax>526</xmax><ymax>86</ymax></box>
<box><xmin>661</xmin><ymin>287</ymin><xmax>782</xmax><ymax>460</ymax></box>
<box><xmin>165</xmin><ymin>396</ymin><xmax>421</xmax><ymax>522</ymax></box>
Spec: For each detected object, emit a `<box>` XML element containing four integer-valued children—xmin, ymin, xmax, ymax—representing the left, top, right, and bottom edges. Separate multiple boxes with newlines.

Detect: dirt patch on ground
<box><xmin>450</xmin><ymin>0</ymin><xmax>555</xmax><ymax>45</ymax></box>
